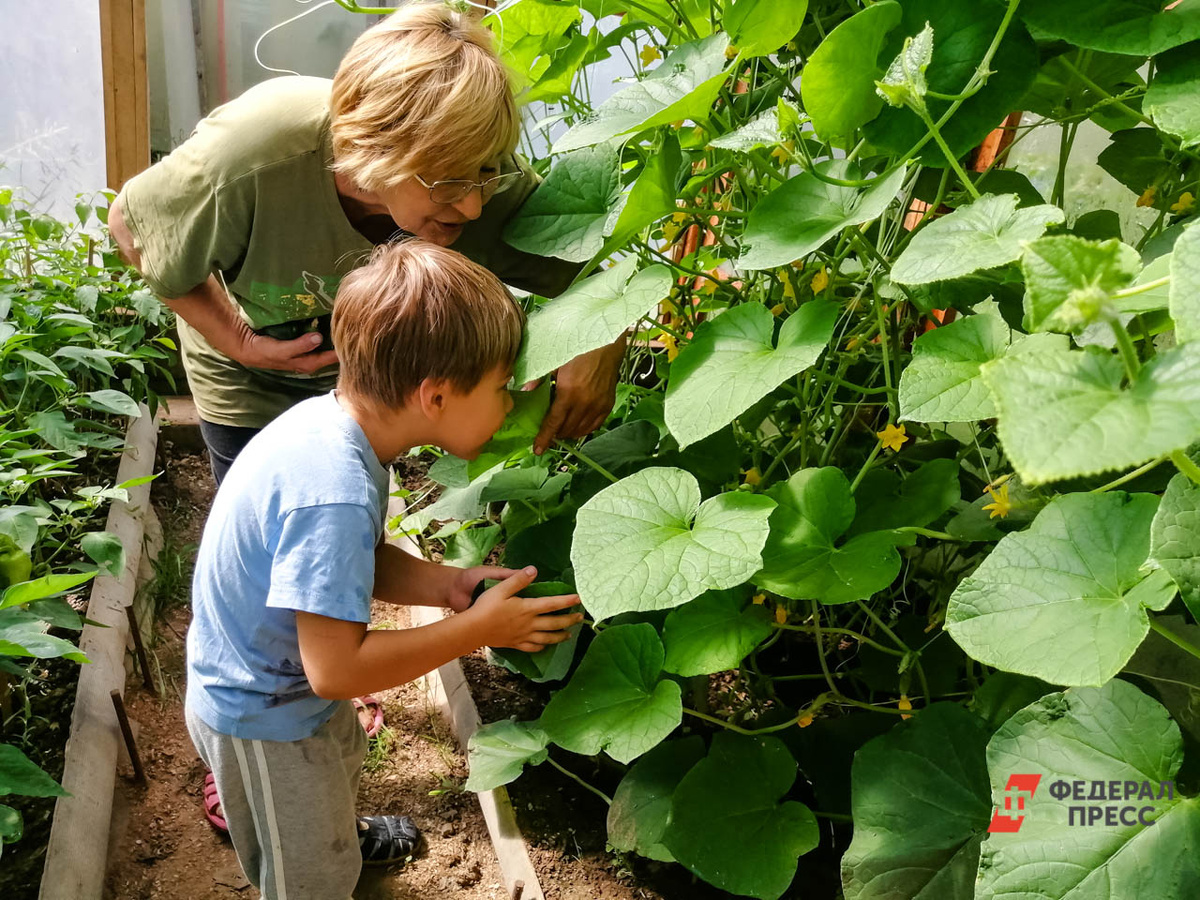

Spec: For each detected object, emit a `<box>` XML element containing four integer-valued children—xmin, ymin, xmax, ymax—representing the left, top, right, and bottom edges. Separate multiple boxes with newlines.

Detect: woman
<box><xmin>109</xmin><ymin>1</ymin><xmax>622</xmax><ymax>483</ymax></box>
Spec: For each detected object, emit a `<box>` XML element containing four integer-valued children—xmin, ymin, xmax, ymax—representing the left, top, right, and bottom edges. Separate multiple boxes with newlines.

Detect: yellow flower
<box><xmin>752</xmin><ymin>593</ymin><xmax>766</xmax><ymax>605</ymax></box>
<box><xmin>982</xmin><ymin>482</ymin><xmax>1013</xmax><ymax>519</ymax></box>
<box><xmin>662</xmin><ymin>211</ymin><xmax>689</xmax><ymax>244</ymax></box>
<box><xmin>639</xmin><ymin>45</ymin><xmax>661</xmax><ymax>67</ymax></box>
<box><xmin>877</xmin><ymin>423</ymin><xmax>907</xmax><ymax>452</ymax></box>
<box><xmin>1171</xmin><ymin>191</ymin><xmax>1195</xmax><ymax>215</ymax></box>
<box><xmin>775</xmin><ymin>605</ymin><xmax>788</xmax><ymax>625</ymax></box>
<box><xmin>771</xmin><ymin>141</ymin><xmax>795</xmax><ymax>165</ymax></box>
<box><xmin>786</xmin><ymin>40</ymin><xmax>797</xmax><ymax>52</ymax></box>
<box><xmin>845</xmin><ymin>336</ymin><xmax>861</xmax><ymax>351</ymax></box>
<box><xmin>811</xmin><ymin>266</ymin><xmax>829</xmax><ymax>294</ymax></box>
<box><xmin>1137</xmin><ymin>185</ymin><xmax>1158</xmax><ymax>208</ymax></box>
<box><xmin>899</xmin><ymin>694</ymin><xmax>913</xmax><ymax>720</ymax></box>
<box><xmin>797</xmin><ymin>712</ymin><xmax>814</xmax><ymax>728</ymax></box>
<box><xmin>660</xmin><ymin>332</ymin><xmax>679</xmax><ymax>361</ymax></box>
<box><xmin>770</xmin><ymin>303</ymin><xmax>786</xmax><ymax>317</ymax></box>
<box><xmin>725</xmin><ymin>43</ymin><xmax>739</xmax><ymax>60</ymax></box>
<box><xmin>742</xmin><ymin>466</ymin><xmax>761</xmax><ymax>486</ymax></box>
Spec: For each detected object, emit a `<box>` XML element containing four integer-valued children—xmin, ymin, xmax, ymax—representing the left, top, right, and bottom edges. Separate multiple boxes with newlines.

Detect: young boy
<box><xmin>184</xmin><ymin>240</ymin><xmax>582</xmax><ymax>899</ymax></box>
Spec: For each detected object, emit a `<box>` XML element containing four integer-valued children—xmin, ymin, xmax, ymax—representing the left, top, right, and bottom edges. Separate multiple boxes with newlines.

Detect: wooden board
<box><xmin>387</xmin><ymin>483</ymin><xmax>546</xmax><ymax>900</ymax></box>
<box><xmin>39</xmin><ymin>408</ymin><xmax>160</xmax><ymax>900</ymax></box>
<box><xmin>100</xmin><ymin>0</ymin><xmax>149</xmax><ymax>190</ymax></box>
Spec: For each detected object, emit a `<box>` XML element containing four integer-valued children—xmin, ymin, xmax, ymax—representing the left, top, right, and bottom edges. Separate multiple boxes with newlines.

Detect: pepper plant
<box><xmin>394</xmin><ymin>0</ymin><xmax>1200</xmax><ymax>896</ymax></box>
<box><xmin>0</xmin><ymin>190</ymin><xmax>175</xmax><ymax>858</ymax></box>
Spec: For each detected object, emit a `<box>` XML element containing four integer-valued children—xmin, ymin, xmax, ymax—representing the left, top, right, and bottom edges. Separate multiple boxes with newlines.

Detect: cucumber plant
<box><xmin>396</xmin><ymin>1</ymin><xmax>1200</xmax><ymax>896</ymax></box>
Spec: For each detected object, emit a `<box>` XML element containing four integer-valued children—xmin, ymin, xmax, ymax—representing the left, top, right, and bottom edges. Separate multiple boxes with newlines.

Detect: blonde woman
<box><xmin>110</xmin><ymin>1</ymin><xmax>622</xmax><ymax>483</ymax></box>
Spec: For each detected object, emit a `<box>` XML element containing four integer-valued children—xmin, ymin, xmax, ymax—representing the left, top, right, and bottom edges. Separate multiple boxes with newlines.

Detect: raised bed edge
<box><xmin>387</xmin><ymin>483</ymin><xmax>546</xmax><ymax>900</ymax></box>
<box><xmin>39</xmin><ymin>405</ymin><xmax>160</xmax><ymax>900</ymax></box>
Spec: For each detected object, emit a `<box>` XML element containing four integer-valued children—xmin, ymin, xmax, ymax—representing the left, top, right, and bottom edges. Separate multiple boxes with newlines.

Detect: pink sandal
<box><xmin>353</xmin><ymin>695</ymin><xmax>385</xmax><ymax>738</ymax></box>
<box><xmin>203</xmin><ymin>770</ymin><xmax>228</xmax><ymax>834</ymax></box>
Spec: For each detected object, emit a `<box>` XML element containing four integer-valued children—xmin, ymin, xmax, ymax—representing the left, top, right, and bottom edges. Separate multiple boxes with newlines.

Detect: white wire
<box><xmin>252</xmin><ymin>0</ymin><xmax>533</xmax><ymax>79</ymax></box>
<box><xmin>253</xmin><ymin>0</ymin><xmax>340</xmax><ymax>77</ymax></box>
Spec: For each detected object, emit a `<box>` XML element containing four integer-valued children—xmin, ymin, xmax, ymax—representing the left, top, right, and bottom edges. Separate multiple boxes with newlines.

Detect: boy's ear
<box><xmin>415</xmin><ymin>377</ymin><xmax>451</xmax><ymax>419</ymax></box>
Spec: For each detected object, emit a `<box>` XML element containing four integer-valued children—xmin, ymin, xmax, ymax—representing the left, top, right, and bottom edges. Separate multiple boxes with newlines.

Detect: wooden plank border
<box><xmin>387</xmin><ymin>482</ymin><xmax>546</xmax><ymax>900</ymax></box>
<box><xmin>99</xmin><ymin>0</ymin><xmax>150</xmax><ymax>191</ymax></box>
<box><xmin>39</xmin><ymin>407</ymin><xmax>160</xmax><ymax>900</ymax></box>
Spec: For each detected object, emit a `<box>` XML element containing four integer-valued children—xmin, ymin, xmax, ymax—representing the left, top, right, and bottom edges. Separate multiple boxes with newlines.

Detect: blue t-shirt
<box><xmin>186</xmin><ymin>392</ymin><xmax>389</xmax><ymax>741</ymax></box>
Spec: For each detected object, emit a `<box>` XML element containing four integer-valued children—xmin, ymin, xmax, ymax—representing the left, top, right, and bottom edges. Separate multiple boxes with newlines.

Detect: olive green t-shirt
<box><xmin>119</xmin><ymin>75</ymin><xmax>578</xmax><ymax>428</ymax></box>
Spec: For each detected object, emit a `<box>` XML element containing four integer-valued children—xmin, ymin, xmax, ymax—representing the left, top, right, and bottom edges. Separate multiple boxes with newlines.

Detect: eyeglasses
<box><xmin>413</xmin><ymin>171</ymin><xmax>522</xmax><ymax>205</ymax></box>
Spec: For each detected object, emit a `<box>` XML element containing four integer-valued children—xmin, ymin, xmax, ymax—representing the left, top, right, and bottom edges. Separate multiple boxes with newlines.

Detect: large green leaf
<box><xmin>662</xmin><ymin>733</ymin><xmax>819</xmax><ymax>900</ymax></box>
<box><xmin>1150</xmin><ymin>472</ymin><xmax>1200</xmax><ymax>621</ymax></box>
<box><xmin>739</xmin><ymin>161</ymin><xmax>907</xmax><ymax>270</ymax></box>
<box><xmin>892</xmin><ymin>194</ymin><xmax>1064</xmax><ymax>285</ymax></box>
<box><xmin>539</xmin><ymin>623</ymin><xmax>682</xmax><ymax>763</ymax></box>
<box><xmin>1145</xmin><ymin>44</ymin><xmax>1200</xmax><ymax>150</ymax></box>
<box><xmin>802</xmin><ymin>1</ymin><xmax>902</xmax><ymax>140</ymax></box>
<box><xmin>724</xmin><ymin>0</ymin><xmax>808</xmax><ymax>58</ymax></box>
<box><xmin>0</xmin><ymin>570</ymin><xmax>96</xmax><ymax>611</ymax></box>
<box><xmin>1021</xmin><ymin>235</ymin><xmax>1141</xmax><ymax>334</ymax></box>
<box><xmin>664</xmin><ymin>300</ymin><xmax>837</xmax><ymax>448</ymax></box>
<box><xmin>553</xmin><ymin>33</ymin><xmax>730</xmax><ymax>153</ymax></box>
<box><xmin>503</xmin><ymin>143</ymin><xmax>621</xmax><ymax>263</ymax></box>
<box><xmin>1021</xmin><ymin>0</ymin><xmax>1200</xmax><ymax>56</ymax></box>
<box><xmin>661</xmin><ymin>589</ymin><xmax>773</xmax><ymax>676</ymax></box>
<box><xmin>464</xmin><ymin>720</ymin><xmax>550</xmax><ymax>792</ymax></box>
<box><xmin>570</xmin><ymin>467</ymin><xmax>775</xmax><ymax>621</ymax></box>
<box><xmin>977</xmin><ymin>679</ymin><xmax>1200</xmax><ymax>898</ymax></box>
<box><xmin>982</xmin><ymin>343</ymin><xmax>1200</xmax><ymax>484</ymax></box>
<box><xmin>1098</xmin><ymin>127</ymin><xmax>1175</xmax><ymax>197</ymax></box>
<box><xmin>607</xmin><ymin>736</ymin><xmax>705</xmax><ymax>862</ymax></box>
<box><xmin>841</xmin><ymin>704</ymin><xmax>991</xmax><ymax>900</ymax></box>
<box><xmin>755</xmin><ymin>467</ymin><xmax>913</xmax><ymax>604</ymax></box>
<box><xmin>486</xmin><ymin>0</ymin><xmax>581</xmax><ymax>88</ymax></box>
<box><xmin>899</xmin><ymin>315</ymin><xmax>1068</xmax><ymax>423</ymax></box>
<box><xmin>1171</xmin><ymin>221</ymin><xmax>1200</xmax><ymax>343</ymax></box>
<box><xmin>946</xmin><ymin>492</ymin><xmax>1178</xmax><ymax>686</ymax></box>
<box><xmin>606</xmin><ymin>133</ymin><xmax>682</xmax><ymax>247</ymax></box>
<box><xmin>0</xmin><ymin>744</ymin><xmax>67</xmax><ymax>798</ymax></box>
<box><xmin>80</xmin><ymin>389</ymin><xmax>140</xmax><ymax>417</ymax></box>
<box><xmin>0</xmin><ymin>609</ymin><xmax>89</xmax><ymax>663</ymax></box>
<box><xmin>81</xmin><ymin>530</ymin><xmax>125</xmax><ymax>579</ymax></box>
<box><xmin>848</xmin><ymin>458</ymin><xmax>961</xmax><ymax>536</ymax></box>
<box><xmin>862</xmin><ymin>0</ymin><xmax>1039</xmax><ymax>167</ymax></box>
<box><xmin>513</xmin><ymin>258</ymin><xmax>672</xmax><ymax>385</ymax></box>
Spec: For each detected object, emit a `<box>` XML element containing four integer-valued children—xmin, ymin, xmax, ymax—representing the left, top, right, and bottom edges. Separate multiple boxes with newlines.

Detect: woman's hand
<box><xmin>532</xmin><ymin>335</ymin><xmax>626</xmax><ymax>454</ymax></box>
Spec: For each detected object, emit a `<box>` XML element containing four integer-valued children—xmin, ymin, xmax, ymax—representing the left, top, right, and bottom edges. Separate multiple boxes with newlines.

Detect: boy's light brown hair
<box><xmin>330</xmin><ymin>1</ymin><xmax>518</xmax><ymax>192</ymax></box>
<box><xmin>332</xmin><ymin>241</ymin><xmax>524</xmax><ymax>407</ymax></box>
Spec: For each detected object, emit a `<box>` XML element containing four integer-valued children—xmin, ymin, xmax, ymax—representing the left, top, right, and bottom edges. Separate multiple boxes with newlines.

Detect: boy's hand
<box><xmin>469</xmin><ymin>566</ymin><xmax>583</xmax><ymax>653</ymax></box>
<box><xmin>446</xmin><ymin>565</ymin><xmax>521</xmax><ymax>613</ymax></box>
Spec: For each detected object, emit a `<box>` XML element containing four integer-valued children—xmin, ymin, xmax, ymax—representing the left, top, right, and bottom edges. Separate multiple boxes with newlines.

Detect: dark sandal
<box><xmin>357</xmin><ymin>815</ymin><xmax>421</xmax><ymax>866</ymax></box>
<box><xmin>203</xmin><ymin>771</ymin><xmax>229</xmax><ymax>834</ymax></box>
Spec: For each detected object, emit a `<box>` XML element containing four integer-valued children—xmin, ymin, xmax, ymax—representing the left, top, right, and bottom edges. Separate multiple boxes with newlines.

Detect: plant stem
<box><xmin>895</xmin><ymin>526</ymin><xmax>961</xmax><ymax>541</ymax></box>
<box><xmin>1149</xmin><ymin>617</ymin><xmax>1200</xmax><ymax>662</ymax></box>
<box><xmin>1110</xmin><ymin>319</ymin><xmax>1142</xmax><ymax>381</ymax></box>
<box><xmin>849</xmin><ymin>441</ymin><xmax>883</xmax><ymax>493</ymax></box>
<box><xmin>682</xmin><ymin>706</ymin><xmax>806</xmax><ymax>735</ymax></box>
<box><xmin>915</xmin><ymin>107</ymin><xmax>981</xmax><ymax>200</ymax></box>
<box><xmin>546</xmin><ymin>756</ymin><xmax>613</xmax><ymax>806</ymax></box>
<box><xmin>774</xmin><ymin>621</ymin><xmax>905</xmax><ymax>656</ymax></box>
<box><xmin>1170</xmin><ymin>449</ymin><xmax>1200</xmax><ymax>487</ymax></box>
<box><xmin>856</xmin><ymin>600</ymin><xmax>932</xmax><ymax>706</ymax></box>
<box><xmin>1090</xmin><ymin>457</ymin><xmax>1166</xmax><ymax>493</ymax></box>
<box><xmin>557</xmin><ymin>441</ymin><xmax>619</xmax><ymax>483</ymax></box>
<box><xmin>1113</xmin><ymin>275</ymin><xmax>1171</xmax><ymax>298</ymax></box>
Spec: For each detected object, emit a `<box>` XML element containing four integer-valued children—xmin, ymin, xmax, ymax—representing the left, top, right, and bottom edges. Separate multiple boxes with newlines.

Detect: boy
<box><xmin>184</xmin><ymin>240</ymin><xmax>582</xmax><ymax>899</ymax></box>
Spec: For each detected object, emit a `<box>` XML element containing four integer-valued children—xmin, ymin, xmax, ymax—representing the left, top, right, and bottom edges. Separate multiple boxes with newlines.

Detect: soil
<box><xmin>102</xmin><ymin>444</ymin><xmax>702</xmax><ymax>900</ymax></box>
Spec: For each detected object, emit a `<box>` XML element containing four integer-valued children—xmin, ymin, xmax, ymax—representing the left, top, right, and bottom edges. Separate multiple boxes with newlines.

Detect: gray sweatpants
<box><xmin>186</xmin><ymin>700</ymin><xmax>368</xmax><ymax>900</ymax></box>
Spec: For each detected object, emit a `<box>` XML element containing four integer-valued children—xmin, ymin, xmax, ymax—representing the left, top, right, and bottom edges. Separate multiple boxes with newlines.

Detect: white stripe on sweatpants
<box><xmin>231</xmin><ymin>737</ymin><xmax>289</xmax><ymax>900</ymax></box>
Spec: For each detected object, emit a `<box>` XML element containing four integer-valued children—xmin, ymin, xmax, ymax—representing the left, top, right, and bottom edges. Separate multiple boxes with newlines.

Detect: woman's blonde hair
<box><xmin>332</xmin><ymin>240</ymin><xmax>524</xmax><ymax>408</ymax></box>
<box><xmin>330</xmin><ymin>2</ymin><xmax>518</xmax><ymax>192</ymax></box>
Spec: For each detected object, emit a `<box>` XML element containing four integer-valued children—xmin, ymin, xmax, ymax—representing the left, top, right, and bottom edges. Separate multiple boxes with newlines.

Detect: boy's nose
<box><xmin>452</xmin><ymin>187</ymin><xmax>483</xmax><ymax>221</ymax></box>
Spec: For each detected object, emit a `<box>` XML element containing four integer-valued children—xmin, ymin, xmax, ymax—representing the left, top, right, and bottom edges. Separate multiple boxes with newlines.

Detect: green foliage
<box><xmin>0</xmin><ymin>190</ymin><xmax>175</xmax><ymax>848</ymax></box>
<box><xmin>391</xmin><ymin>1</ymin><xmax>1200</xmax><ymax>894</ymax></box>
